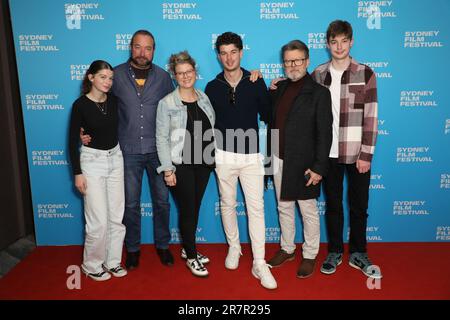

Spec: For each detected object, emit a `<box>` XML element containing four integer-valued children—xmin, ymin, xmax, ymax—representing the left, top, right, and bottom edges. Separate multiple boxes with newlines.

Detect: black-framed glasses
<box><xmin>283</xmin><ymin>58</ymin><xmax>307</xmax><ymax>67</ymax></box>
<box><xmin>228</xmin><ymin>87</ymin><xmax>235</xmax><ymax>105</ymax></box>
<box><xmin>175</xmin><ymin>69</ymin><xmax>195</xmax><ymax>77</ymax></box>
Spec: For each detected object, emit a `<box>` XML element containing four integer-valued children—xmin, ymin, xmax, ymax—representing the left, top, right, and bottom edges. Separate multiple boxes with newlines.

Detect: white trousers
<box><xmin>215</xmin><ymin>149</ymin><xmax>266</xmax><ymax>263</ymax></box>
<box><xmin>80</xmin><ymin>144</ymin><xmax>125</xmax><ymax>273</ymax></box>
<box><xmin>273</xmin><ymin>156</ymin><xmax>320</xmax><ymax>259</ymax></box>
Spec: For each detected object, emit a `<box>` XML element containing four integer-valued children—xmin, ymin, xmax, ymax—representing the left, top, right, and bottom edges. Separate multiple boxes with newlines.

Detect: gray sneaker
<box><xmin>349</xmin><ymin>252</ymin><xmax>383</xmax><ymax>279</ymax></box>
<box><xmin>320</xmin><ymin>253</ymin><xmax>343</xmax><ymax>275</ymax></box>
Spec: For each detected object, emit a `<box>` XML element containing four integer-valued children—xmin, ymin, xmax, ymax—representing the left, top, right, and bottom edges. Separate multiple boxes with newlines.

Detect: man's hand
<box><xmin>164</xmin><ymin>171</ymin><xmax>177</xmax><ymax>187</ymax></box>
<box><xmin>80</xmin><ymin>127</ymin><xmax>91</xmax><ymax>145</ymax></box>
<box><xmin>269</xmin><ymin>77</ymin><xmax>286</xmax><ymax>90</ymax></box>
<box><xmin>305</xmin><ymin>169</ymin><xmax>322</xmax><ymax>187</ymax></box>
<box><xmin>75</xmin><ymin>174</ymin><xmax>87</xmax><ymax>195</ymax></box>
<box><xmin>249</xmin><ymin>70</ymin><xmax>263</xmax><ymax>83</ymax></box>
<box><xmin>356</xmin><ymin>159</ymin><xmax>371</xmax><ymax>174</ymax></box>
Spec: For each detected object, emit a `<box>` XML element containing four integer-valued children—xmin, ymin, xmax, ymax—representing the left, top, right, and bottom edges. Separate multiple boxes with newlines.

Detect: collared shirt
<box><xmin>112</xmin><ymin>60</ymin><xmax>174</xmax><ymax>154</ymax></box>
<box><xmin>312</xmin><ymin>58</ymin><xmax>378</xmax><ymax>164</ymax></box>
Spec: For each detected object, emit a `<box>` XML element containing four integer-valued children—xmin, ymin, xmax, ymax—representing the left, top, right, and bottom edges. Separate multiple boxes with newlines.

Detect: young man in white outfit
<box><xmin>205</xmin><ymin>32</ymin><xmax>277</xmax><ymax>290</ymax></box>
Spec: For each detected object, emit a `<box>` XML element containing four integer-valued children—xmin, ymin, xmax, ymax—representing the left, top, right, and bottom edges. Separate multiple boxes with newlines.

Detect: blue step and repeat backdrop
<box><xmin>9</xmin><ymin>0</ymin><xmax>450</xmax><ymax>245</ymax></box>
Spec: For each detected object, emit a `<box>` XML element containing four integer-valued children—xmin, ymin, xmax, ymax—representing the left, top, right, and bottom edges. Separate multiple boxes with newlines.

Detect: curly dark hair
<box><xmin>215</xmin><ymin>32</ymin><xmax>243</xmax><ymax>53</ymax></box>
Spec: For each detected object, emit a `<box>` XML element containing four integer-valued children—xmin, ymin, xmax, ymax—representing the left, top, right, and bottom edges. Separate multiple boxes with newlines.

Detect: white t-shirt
<box><xmin>329</xmin><ymin>64</ymin><xmax>345</xmax><ymax>158</ymax></box>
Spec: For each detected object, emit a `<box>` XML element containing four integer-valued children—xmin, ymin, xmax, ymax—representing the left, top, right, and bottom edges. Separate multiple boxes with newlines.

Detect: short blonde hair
<box><xmin>168</xmin><ymin>50</ymin><xmax>196</xmax><ymax>75</ymax></box>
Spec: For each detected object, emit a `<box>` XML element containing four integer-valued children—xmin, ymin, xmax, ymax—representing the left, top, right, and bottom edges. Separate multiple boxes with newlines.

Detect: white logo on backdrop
<box><xmin>18</xmin><ymin>35</ymin><xmax>59</xmax><ymax>52</ymax></box>
<box><xmin>396</xmin><ymin>147</ymin><xmax>433</xmax><ymax>163</ymax></box>
<box><xmin>308</xmin><ymin>32</ymin><xmax>326</xmax><ymax>50</ymax></box>
<box><xmin>393</xmin><ymin>201</ymin><xmax>430</xmax><ymax>215</ymax></box>
<box><xmin>400</xmin><ymin>90</ymin><xmax>437</xmax><ymax>107</ymax></box>
<box><xmin>32</xmin><ymin>150</ymin><xmax>68</xmax><ymax>166</ymax></box>
<box><xmin>404</xmin><ymin>31</ymin><xmax>444</xmax><ymax>48</ymax></box>
<box><xmin>37</xmin><ymin>203</ymin><xmax>73</xmax><ymax>219</ymax></box>
<box><xmin>25</xmin><ymin>94</ymin><xmax>63</xmax><ymax>111</ymax></box>
<box><xmin>162</xmin><ymin>2</ymin><xmax>202</xmax><ymax>20</ymax></box>
<box><xmin>260</xmin><ymin>2</ymin><xmax>299</xmax><ymax>20</ymax></box>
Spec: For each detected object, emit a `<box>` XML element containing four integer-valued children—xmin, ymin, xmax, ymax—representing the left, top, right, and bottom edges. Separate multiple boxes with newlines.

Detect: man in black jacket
<box><xmin>205</xmin><ymin>32</ymin><xmax>277</xmax><ymax>290</ymax></box>
<box><xmin>267</xmin><ymin>40</ymin><xmax>332</xmax><ymax>278</ymax></box>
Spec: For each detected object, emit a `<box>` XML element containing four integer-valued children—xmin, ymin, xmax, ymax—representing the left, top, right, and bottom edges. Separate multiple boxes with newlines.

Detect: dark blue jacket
<box><xmin>205</xmin><ymin>68</ymin><xmax>270</xmax><ymax>154</ymax></box>
<box><xmin>112</xmin><ymin>61</ymin><xmax>174</xmax><ymax>154</ymax></box>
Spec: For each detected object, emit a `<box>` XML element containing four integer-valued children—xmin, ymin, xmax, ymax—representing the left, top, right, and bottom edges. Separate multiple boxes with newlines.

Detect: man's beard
<box><xmin>286</xmin><ymin>70</ymin><xmax>305</xmax><ymax>82</ymax></box>
<box><xmin>131</xmin><ymin>57</ymin><xmax>151</xmax><ymax>69</ymax></box>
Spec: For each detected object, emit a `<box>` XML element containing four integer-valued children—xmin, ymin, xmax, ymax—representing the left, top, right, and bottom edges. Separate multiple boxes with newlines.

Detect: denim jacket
<box><xmin>156</xmin><ymin>87</ymin><xmax>215</xmax><ymax>173</ymax></box>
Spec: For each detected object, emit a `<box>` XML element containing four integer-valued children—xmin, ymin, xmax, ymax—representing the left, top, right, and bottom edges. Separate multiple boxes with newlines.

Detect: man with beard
<box><xmin>267</xmin><ymin>40</ymin><xmax>332</xmax><ymax>279</ymax></box>
<box><xmin>82</xmin><ymin>30</ymin><xmax>175</xmax><ymax>269</ymax></box>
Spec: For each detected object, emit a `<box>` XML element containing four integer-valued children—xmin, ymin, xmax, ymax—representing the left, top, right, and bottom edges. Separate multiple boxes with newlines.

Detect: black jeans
<box><xmin>323</xmin><ymin>158</ymin><xmax>370</xmax><ymax>254</ymax></box>
<box><xmin>170</xmin><ymin>164</ymin><xmax>212</xmax><ymax>259</ymax></box>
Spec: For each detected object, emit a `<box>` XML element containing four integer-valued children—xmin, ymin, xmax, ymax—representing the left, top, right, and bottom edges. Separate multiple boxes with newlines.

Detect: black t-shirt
<box><xmin>69</xmin><ymin>93</ymin><xmax>119</xmax><ymax>175</ymax></box>
<box><xmin>181</xmin><ymin>100</ymin><xmax>212</xmax><ymax>166</ymax></box>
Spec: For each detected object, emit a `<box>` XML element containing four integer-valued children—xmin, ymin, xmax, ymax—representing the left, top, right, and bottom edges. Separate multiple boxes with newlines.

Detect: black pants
<box><xmin>170</xmin><ymin>164</ymin><xmax>212</xmax><ymax>259</ymax></box>
<box><xmin>323</xmin><ymin>158</ymin><xmax>370</xmax><ymax>254</ymax></box>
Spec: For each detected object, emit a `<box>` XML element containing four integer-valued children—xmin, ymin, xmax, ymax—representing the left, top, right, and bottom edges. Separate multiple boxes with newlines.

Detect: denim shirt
<box><xmin>156</xmin><ymin>87</ymin><xmax>215</xmax><ymax>173</ymax></box>
<box><xmin>112</xmin><ymin>61</ymin><xmax>174</xmax><ymax>155</ymax></box>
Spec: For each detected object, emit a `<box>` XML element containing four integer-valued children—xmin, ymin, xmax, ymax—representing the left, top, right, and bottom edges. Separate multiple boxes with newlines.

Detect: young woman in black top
<box><xmin>69</xmin><ymin>60</ymin><xmax>127</xmax><ymax>281</ymax></box>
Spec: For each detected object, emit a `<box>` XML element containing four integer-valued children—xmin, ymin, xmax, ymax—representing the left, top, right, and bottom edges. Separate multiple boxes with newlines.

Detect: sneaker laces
<box><xmin>190</xmin><ymin>259</ymin><xmax>206</xmax><ymax>271</ymax></box>
<box><xmin>110</xmin><ymin>266</ymin><xmax>124</xmax><ymax>273</ymax></box>
<box><xmin>325</xmin><ymin>253</ymin><xmax>342</xmax><ymax>265</ymax></box>
<box><xmin>257</xmin><ymin>263</ymin><xmax>273</xmax><ymax>277</ymax></box>
<box><xmin>355</xmin><ymin>253</ymin><xmax>372</xmax><ymax>267</ymax></box>
<box><xmin>228</xmin><ymin>247</ymin><xmax>242</xmax><ymax>259</ymax></box>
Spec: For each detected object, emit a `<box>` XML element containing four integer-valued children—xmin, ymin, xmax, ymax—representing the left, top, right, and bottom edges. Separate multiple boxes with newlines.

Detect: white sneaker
<box><xmin>186</xmin><ymin>259</ymin><xmax>209</xmax><ymax>277</ymax></box>
<box><xmin>181</xmin><ymin>248</ymin><xmax>210</xmax><ymax>264</ymax></box>
<box><xmin>225</xmin><ymin>246</ymin><xmax>242</xmax><ymax>270</ymax></box>
<box><xmin>103</xmin><ymin>265</ymin><xmax>128</xmax><ymax>278</ymax></box>
<box><xmin>81</xmin><ymin>266</ymin><xmax>111</xmax><ymax>281</ymax></box>
<box><xmin>251</xmin><ymin>263</ymin><xmax>277</xmax><ymax>290</ymax></box>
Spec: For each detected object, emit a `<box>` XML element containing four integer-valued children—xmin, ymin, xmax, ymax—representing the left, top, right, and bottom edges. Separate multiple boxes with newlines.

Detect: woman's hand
<box><xmin>75</xmin><ymin>174</ymin><xmax>87</xmax><ymax>195</ymax></box>
<box><xmin>164</xmin><ymin>170</ymin><xmax>177</xmax><ymax>187</ymax></box>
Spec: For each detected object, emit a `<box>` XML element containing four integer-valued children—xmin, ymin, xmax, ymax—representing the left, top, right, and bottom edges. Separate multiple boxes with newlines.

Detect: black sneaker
<box><xmin>320</xmin><ymin>253</ymin><xmax>343</xmax><ymax>275</ymax></box>
<box><xmin>186</xmin><ymin>259</ymin><xmax>208</xmax><ymax>277</ymax></box>
<box><xmin>349</xmin><ymin>252</ymin><xmax>383</xmax><ymax>279</ymax></box>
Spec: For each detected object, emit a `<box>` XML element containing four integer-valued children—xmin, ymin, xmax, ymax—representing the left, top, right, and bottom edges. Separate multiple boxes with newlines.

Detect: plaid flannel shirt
<box><xmin>312</xmin><ymin>58</ymin><xmax>378</xmax><ymax>164</ymax></box>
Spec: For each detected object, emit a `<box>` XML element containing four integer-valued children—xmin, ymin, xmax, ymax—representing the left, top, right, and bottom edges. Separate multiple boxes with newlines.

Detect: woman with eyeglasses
<box><xmin>156</xmin><ymin>51</ymin><xmax>215</xmax><ymax>277</ymax></box>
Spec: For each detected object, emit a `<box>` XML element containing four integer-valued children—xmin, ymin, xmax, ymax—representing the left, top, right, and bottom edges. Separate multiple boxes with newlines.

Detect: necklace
<box><xmin>94</xmin><ymin>99</ymin><xmax>108</xmax><ymax>115</ymax></box>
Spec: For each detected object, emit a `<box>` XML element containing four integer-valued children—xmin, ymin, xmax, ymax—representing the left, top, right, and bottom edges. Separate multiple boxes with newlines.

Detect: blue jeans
<box><xmin>123</xmin><ymin>152</ymin><xmax>170</xmax><ymax>252</ymax></box>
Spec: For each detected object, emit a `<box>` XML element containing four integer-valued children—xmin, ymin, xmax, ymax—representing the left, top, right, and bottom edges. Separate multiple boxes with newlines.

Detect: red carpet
<box><xmin>0</xmin><ymin>243</ymin><xmax>449</xmax><ymax>300</ymax></box>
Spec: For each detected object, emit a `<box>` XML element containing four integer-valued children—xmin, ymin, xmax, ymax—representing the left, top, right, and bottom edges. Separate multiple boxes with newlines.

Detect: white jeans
<box><xmin>273</xmin><ymin>156</ymin><xmax>320</xmax><ymax>259</ymax></box>
<box><xmin>215</xmin><ymin>149</ymin><xmax>266</xmax><ymax>263</ymax></box>
<box><xmin>80</xmin><ymin>144</ymin><xmax>125</xmax><ymax>273</ymax></box>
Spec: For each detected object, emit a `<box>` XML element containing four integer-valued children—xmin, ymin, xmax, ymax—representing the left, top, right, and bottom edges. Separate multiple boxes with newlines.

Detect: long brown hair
<box><xmin>81</xmin><ymin>60</ymin><xmax>113</xmax><ymax>95</ymax></box>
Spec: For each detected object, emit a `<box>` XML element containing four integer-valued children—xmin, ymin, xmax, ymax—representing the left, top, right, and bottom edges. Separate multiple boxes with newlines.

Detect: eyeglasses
<box><xmin>228</xmin><ymin>87</ymin><xmax>235</xmax><ymax>105</ymax></box>
<box><xmin>283</xmin><ymin>58</ymin><xmax>307</xmax><ymax>67</ymax></box>
<box><xmin>175</xmin><ymin>69</ymin><xmax>195</xmax><ymax>77</ymax></box>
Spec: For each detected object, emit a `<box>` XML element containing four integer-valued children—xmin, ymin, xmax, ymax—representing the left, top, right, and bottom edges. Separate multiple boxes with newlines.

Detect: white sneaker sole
<box><xmin>82</xmin><ymin>266</ymin><xmax>111</xmax><ymax>281</ymax></box>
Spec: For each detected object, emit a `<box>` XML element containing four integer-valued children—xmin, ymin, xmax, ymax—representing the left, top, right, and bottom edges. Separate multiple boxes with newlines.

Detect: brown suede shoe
<box><xmin>268</xmin><ymin>249</ymin><xmax>295</xmax><ymax>267</ymax></box>
<box><xmin>297</xmin><ymin>258</ymin><xmax>316</xmax><ymax>278</ymax></box>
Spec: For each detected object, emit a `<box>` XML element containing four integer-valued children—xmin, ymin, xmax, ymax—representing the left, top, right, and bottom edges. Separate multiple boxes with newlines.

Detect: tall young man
<box><xmin>311</xmin><ymin>20</ymin><xmax>382</xmax><ymax>279</ymax></box>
